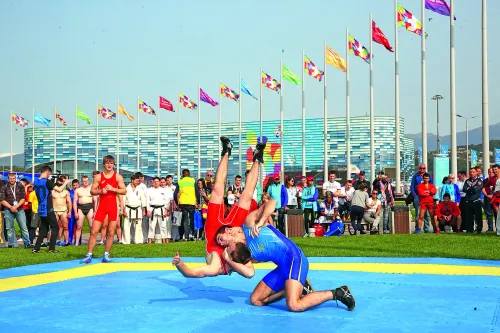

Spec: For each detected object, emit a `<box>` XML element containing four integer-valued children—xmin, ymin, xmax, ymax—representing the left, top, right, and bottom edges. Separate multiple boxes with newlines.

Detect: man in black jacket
<box><xmin>462</xmin><ymin>167</ymin><xmax>484</xmax><ymax>233</ymax></box>
<box><xmin>353</xmin><ymin>171</ymin><xmax>371</xmax><ymax>195</ymax></box>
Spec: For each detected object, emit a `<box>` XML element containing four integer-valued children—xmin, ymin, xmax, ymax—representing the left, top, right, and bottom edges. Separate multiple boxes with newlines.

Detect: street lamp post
<box><xmin>432</xmin><ymin>95</ymin><xmax>443</xmax><ymax>154</ymax></box>
<box><xmin>457</xmin><ymin>114</ymin><xmax>477</xmax><ymax>172</ymax></box>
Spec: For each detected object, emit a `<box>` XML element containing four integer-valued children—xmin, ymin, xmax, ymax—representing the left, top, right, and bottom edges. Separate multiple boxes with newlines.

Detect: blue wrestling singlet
<box><xmin>243</xmin><ymin>225</ymin><xmax>308</xmax><ymax>291</ymax></box>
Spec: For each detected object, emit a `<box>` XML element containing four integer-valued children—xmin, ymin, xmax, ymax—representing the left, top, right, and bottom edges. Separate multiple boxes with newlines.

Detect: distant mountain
<box><xmin>407</xmin><ymin>123</ymin><xmax>500</xmax><ymax>151</ymax></box>
<box><xmin>0</xmin><ymin>153</ymin><xmax>24</xmax><ymax>170</ymax></box>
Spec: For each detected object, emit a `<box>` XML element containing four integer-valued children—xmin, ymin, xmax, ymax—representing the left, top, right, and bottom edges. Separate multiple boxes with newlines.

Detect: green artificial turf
<box><xmin>1</xmin><ymin>233</ymin><xmax>499</xmax><ymax>270</ymax></box>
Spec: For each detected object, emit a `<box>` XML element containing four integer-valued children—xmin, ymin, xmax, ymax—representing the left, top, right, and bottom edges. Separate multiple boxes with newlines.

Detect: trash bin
<box><xmin>391</xmin><ymin>205</ymin><xmax>411</xmax><ymax>234</ymax></box>
<box><xmin>285</xmin><ymin>209</ymin><xmax>304</xmax><ymax>238</ymax></box>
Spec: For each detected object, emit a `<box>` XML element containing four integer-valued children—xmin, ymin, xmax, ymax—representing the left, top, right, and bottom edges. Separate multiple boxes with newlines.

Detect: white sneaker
<box><xmin>17</xmin><ymin>238</ymin><xmax>22</xmax><ymax>242</ymax></box>
<box><xmin>98</xmin><ymin>241</ymin><xmax>104</xmax><ymax>245</ymax></box>
<box><xmin>303</xmin><ymin>233</ymin><xmax>308</xmax><ymax>238</ymax></box>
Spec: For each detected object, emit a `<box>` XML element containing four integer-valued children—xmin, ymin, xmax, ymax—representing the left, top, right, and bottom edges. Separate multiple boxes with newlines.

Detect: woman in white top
<box><xmin>285</xmin><ymin>177</ymin><xmax>298</xmax><ymax>209</ymax></box>
<box><xmin>364</xmin><ymin>189</ymin><xmax>381</xmax><ymax>234</ymax></box>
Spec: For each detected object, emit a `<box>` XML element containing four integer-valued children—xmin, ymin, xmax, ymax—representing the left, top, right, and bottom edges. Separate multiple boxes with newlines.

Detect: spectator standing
<box><xmin>338</xmin><ymin>180</ymin><xmax>355</xmax><ymax>221</ymax></box>
<box><xmin>434</xmin><ymin>193</ymin><xmax>462</xmax><ymax>233</ymax></box>
<box><xmin>410</xmin><ymin>164</ymin><xmax>433</xmax><ymax>233</ymax></box>
<box><xmin>322</xmin><ymin>171</ymin><xmax>341</xmax><ymax>207</ymax></box>
<box><xmin>197</xmin><ymin>178</ymin><xmax>209</xmax><ymax>239</ymax></box>
<box><xmin>350</xmin><ymin>183</ymin><xmax>370</xmax><ymax>234</ymax></box>
<box><xmin>415</xmin><ymin>173</ymin><xmax>438</xmax><ymax>234</ymax></box>
<box><xmin>297</xmin><ymin>176</ymin><xmax>307</xmax><ymax>209</ymax></box>
<box><xmin>20</xmin><ymin>179</ymin><xmax>34</xmax><ymax>245</ymax></box>
<box><xmin>364</xmin><ymin>189</ymin><xmax>381</xmax><ymax>234</ymax></box>
<box><xmin>28</xmin><ymin>185</ymin><xmax>39</xmax><ymax>246</ymax></box>
<box><xmin>378</xmin><ymin>174</ymin><xmax>394</xmax><ymax>234</ymax></box>
<box><xmin>372</xmin><ymin>172</ymin><xmax>384</xmax><ymax>193</ymax></box>
<box><xmin>462</xmin><ymin>167</ymin><xmax>484</xmax><ymax>233</ymax></box>
<box><xmin>491</xmin><ymin>164</ymin><xmax>500</xmax><ymax>235</ymax></box>
<box><xmin>482</xmin><ymin>167</ymin><xmax>496</xmax><ymax>232</ymax></box>
<box><xmin>122</xmin><ymin>174</ymin><xmax>146</xmax><ymax>245</ymax></box>
<box><xmin>174</xmin><ymin>169</ymin><xmax>199</xmax><ymax>241</ymax></box>
<box><xmin>353</xmin><ymin>171</ymin><xmax>371</xmax><ymax>194</ymax></box>
<box><xmin>301</xmin><ymin>176</ymin><xmax>318</xmax><ymax>237</ymax></box>
<box><xmin>147</xmin><ymin>177</ymin><xmax>170</xmax><ymax>243</ymax></box>
<box><xmin>204</xmin><ymin>170</ymin><xmax>213</xmax><ymax>195</ymax></box>
<box><xmin>0</xmin><ymin>173</ymin><xmax>30</xmax><ymax>248</ymax></box>
<box><xmin>267</xmin><ymin>175</ymin><xmax>288</xmax><ymax>233</ymax></box>
<box><xmin>438</xmin><ymin>174</ymin><xmax>461</xmax><ymax>203</ymax></box>
<box><xmin>135</xmin><ymin>172</ymin><xmax>149</xmax><ymax>243</ymax></box>
<box><xmin>284</xmin><ymin>177</ymin><xmax>298</xmax><ymax>209</ymax></box>
<box><xmin>456</xmin><ymin>171</ymin><xmax>468</xmax><ymax>228</ymax></box>
<box><xmin>227</xmin><ymin>175</ymin><xmax>244</xmax><ymax>204</ymax></box>
<box><xmin>244</xmin><ymin>170</ymin><xmax>262</xmax><ymax>205</ymax></box>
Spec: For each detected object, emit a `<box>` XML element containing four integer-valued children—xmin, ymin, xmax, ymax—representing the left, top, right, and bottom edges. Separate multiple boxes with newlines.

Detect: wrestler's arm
<box><xmin>172</xmin><ymin>252</ymin><xmax>221</xmax><ymax>278</ymax></box>
<box><xmin>66</xmin><ymin>192</ymin><xmax>72</xmax><ymax>214</ymax></box>
<box><xmin>52</xmin><ymin>179</ymin><xmax>70</xmax><ymax>193</ymax></box>
<box><xmin>111</xmin><ymin>174</ymin><xmax>127</xmax><ymax>195</ymax></box>
<box><xmin>223</xmin><ymin>249</ymin><xmax>255</xmax><ymax>278</ymax></box>
<box><xmin>73</xmin><ymin>189</ymin><xmax>79</xmax><ymax>215</ymax></box>
<box><xmin>90</xmin><ymin>175</ymin><xmax>101</xmax><ymax>196</ymax></box>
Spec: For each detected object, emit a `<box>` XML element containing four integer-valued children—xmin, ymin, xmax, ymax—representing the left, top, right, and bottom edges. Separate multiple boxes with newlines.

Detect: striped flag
<box><xmin>241</xmin><ymin>79</ymin><xmax>258</xmax><ymax>100</ymax></box>
<box><xmin>159</xmin><ymin>96</ymin><xmax>174</xmax><ymax>111</ymax></box>
<box><xmin>220</xmin><ymin>83</ymin><xmax>240</xmax><ymax>102</ymax></box>
<box><xmin>56</xmin><ymin>112</ymin><xmax>67</xmax><ymax>126</ymax></box>
<box><xmin>179</xmin><ymin>93</ymin><xmax>198</xmax><ymax>110</ymax></box>
<box><xmin>118</xmin><ymin>103</ymin><xmax>134</xmax><ymax>121</ymax></box>
<box><xmin>304</xmin><ymin>55</ymin><xmax>324</xmax><ymax>81</ymax></box>
<box><xmin>139</xmin><ymin>99</ymin><xmax>156</xmax><ymax>115</ymax></box>
<box><xmin>34</xmin><ymin>112</ymin><xmax>51</xmax><ymax>126</ymax></box>
<box><xmin>98</xmin><ymin>105</ymin><xmax>116</xmax><ymax>120</ymax></box>
<box><xmin>325</xmin><ymin>46</ymin><xmax>347</xmax><ymax>72</ymax></box>
<box><xmin>12</xmin><ymin>114</ymin><xmax>28</xmax><ymax>127</ymax></box>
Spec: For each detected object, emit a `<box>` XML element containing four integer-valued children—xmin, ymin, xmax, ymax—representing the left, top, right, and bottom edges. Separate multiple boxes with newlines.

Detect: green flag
<box><xmin>77</xmin><ymin>108</ymin><xmax>91</xmax><ymax>124</ymax></box>
<box><xmin>282</xmin><ymin>64</ymin><xmax>302</xmax><ymax>85</ymax></box>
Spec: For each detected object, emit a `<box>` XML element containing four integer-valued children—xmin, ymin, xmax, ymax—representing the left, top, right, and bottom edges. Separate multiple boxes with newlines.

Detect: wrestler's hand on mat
<box><xmin>172</xmin><ymin>251</ymin><xmax>182</xmax><ymax>266</ymax></box>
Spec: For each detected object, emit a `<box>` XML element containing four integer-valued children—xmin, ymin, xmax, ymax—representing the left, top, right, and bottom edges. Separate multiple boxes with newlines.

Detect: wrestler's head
<box><xmin>215</xmin><ymin>225</ymin><xmax>244</xmax><ymax>247</ymax></box>
<box><xmin>81</xmin><ymin>175</ymin><xmax>89</xmax><ymax>187</ymax></box>
<box><xmin>102</xmin><ymin>155</ymin><xmax>115</xmax><ymax>171</ymax></box>
<box><xmin>228</xmin><ymin>242</ymin><xmax>252</xmax><ymax>264</ymax></box>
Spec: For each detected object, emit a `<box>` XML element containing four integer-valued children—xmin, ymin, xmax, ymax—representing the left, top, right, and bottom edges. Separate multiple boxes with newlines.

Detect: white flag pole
<box><xmin>323</xmin><ymin>40</ymin><xmax>328</xmax><ymax>182</ymax></box>
<box><xmin>177</xmin><ymin>93</ymin><xmax>181</xmax><ymax>180</ymax></box>
<box><xmin>482</xmin><ymin>0</ymin><xmax>489</xmax><ymax>173</ymax></box>
<box><xmin>370</xmin><ymin>13</ymin><xmax>375</xmax><ymax>181</ymax></box>
<box><xmin>421</xmin><ymin>0</ymin><xmax>428</xmax><ymax>166</ymax></box>
<box><xmin>10</xmin><ymin>111</ymin><xmax>13</xmax><ymax>171</ymax></box>
<box><xmin>32</xmin><ymin>108</ymin><xmax>35</xmax><ymax>178</ymax></box>
<box><xmin>346</xmin><ymin>28</ymin><xmax>351</xmax><ymax>180</ymax></box>
<box><xmin>137</xmin><ymin>96</ymin><xmax>140</xmax><ymax>172</ymax></box>
<box><xmin>238</xmin><ymin>73</ymin><xmax>243</xmax><ymax>176</ymax></box>
<box><xmin>117</xmin><ymin>100</ymin><xmax>120</xmax><ymax>174</ymax></box>
<box><xmin>75</xmin><ymin>105</ymin><xmax>78</xmax><ymax>179</ymax></box>
<box><xmin>301</xmin><ymin>50</ymin><xmax>306</xmax><ymax>177</ymax></box>
<box><xmin>395</xmin><ymin>0</ymin><xmax>401</xmax><ymax>193</ymax></box>
<box><xmin>450</xmin><ymin>0</ymin><xmax>457</xmax><ymax>177</ymax></box>
<box><xmin>157</xmin><ymin>97</ymin><xmax>161</xmax><ymax>177</ymax></box>
<box><xmin>54</xmin><ymin>105</ymin><xmax>57</xmax><ymax>173</ymax></box>
<box><xmin>198</xmin><ymin>86</ymin><xmax>201</xmax><ymax>179</ymax></box>
<box><xmin>280</xmin><ymin>58</ymin><xmax>284</xmax><ymax>180</ymax></box>
<box><xmin>96</xmin><ymin>101</ymin><xmax>99</xmax><ymax>171</ymax></box>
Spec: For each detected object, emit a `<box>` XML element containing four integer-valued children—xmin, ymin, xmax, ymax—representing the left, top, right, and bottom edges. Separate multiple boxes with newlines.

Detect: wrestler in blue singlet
<box><xmin>243</xmin><ymin>224</ymin><xmax>308</xmax><ymax>292</ymax></box>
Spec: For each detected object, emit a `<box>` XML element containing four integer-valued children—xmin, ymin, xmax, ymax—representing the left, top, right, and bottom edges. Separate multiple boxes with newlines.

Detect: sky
<box><xmin>1</xmin><ymin>0</ymin><xmax>498</xmax><ymax>154</ymax></box>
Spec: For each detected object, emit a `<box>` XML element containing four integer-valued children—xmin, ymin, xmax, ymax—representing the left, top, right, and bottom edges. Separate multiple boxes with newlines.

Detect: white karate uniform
<box><xmin>137</xmin><ymin>182</ymin><xmax>149</xmax><ymax>241</ymax></box>
<box><xmin>122</xmin><ymin>184</ymin><xmax>146</xmax><ymax>244</ymax></box>
<box><xmin>147</xmin><ymin>186</ymin><xmax>171</xmax><ymax>239</ymax></box>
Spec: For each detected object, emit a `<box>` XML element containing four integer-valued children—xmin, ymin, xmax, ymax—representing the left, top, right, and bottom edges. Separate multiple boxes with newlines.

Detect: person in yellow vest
<box><xmin>28</xmin><ymin>187</ymin><xmax>39</xmax><ymax>246</ymax></box>
<box><xmin>174</xmin><ymin>169</ymin><xmax>199</xmax><ymax>241</ymax></box>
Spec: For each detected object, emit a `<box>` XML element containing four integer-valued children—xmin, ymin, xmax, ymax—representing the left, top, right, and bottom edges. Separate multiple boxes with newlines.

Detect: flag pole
<box><xmin>394</xmin><ymin>0</ymin><xmax>401</xmax><ymax>193</ymax></box>
<box><xmin>450</xmin><ymin>0</ymin><xmax>457</xmax><ymax>177</ymax></box>
<box><xmin>346</xmin><ymin>29</ymin><xmax>351</xmax><ymax>180</ymax></box>
<box><xmin>177</xmin><ymin>93</ymin><xmax>181</xmax><ymax>180</ymax></box>
<box><xmin>137</xmin><ymin>96</ymin><xmax>140</xmax><ymax>172</ymax></box>
<box><xmin>218</xmin><ymin>82</ymin><xmax>222</xmax><ymax>159</ymax></box>
<box><xmin>323</xmin><ymin>40</ymin><xmax>328</xmax><ymax>183</ymax></box>
<box><xmin>280</xmin><ymin>58</ymin><xmax>284</xmax><ymax>180</ymax></box>
<box><xmin>117</xmin><ymin>100</ymin><xmax>120</xmax><ymax>174</ymax></box>
<box><xmin>96</xmin><ymin>101</ymin><xmax>99</xmax><ymax>171</ymax></box>
<box><xmin>198</xmin><ymin>85</ymin><xmax>202</xmax><ymax>179</ymax></box>
<box><xmin>421</xmin><ymin>0</ymin><xmax>428</xmax><ymax>167</ymax></box>
<box><xmin>301</xmin><ymin>50</ymin><xmax>306</xmax><ymax>177</ymax></box>
<box><xmin>259</xmin><ymin>66</ymin><xmax>263</xmax><ymax>140</ymax></box>
<box><xmin>32</xmin><ymin>108</ymin><xmax>35</xmax><ymax>178</ymax></box>
<box><xmin>482</xmin><ymin>0</ymin><xmax>489</xmax><ymax>174</ymax></box>
<box><xmin>54</xmin><ymin>105</ymin><xmax>57</xmax><ymax>173</ymax></box>
<box><xmin>75</xmin><ymin>104</ymin><xmax>78</xmax><ymax>179</ymax></box>
<box><xmin>238</xmin><ymin>73</ymin><xmax>242</xmax><ymax>176</ymax></box>
<box><xmin>369</xmin><ymin>12</ymin><xmax>375</xmax><ymax>182</ymax></box>
<box><xmin>10</xmin><ymin>111</ymin><xmax>13</xmax><ymax>171</ymax></box>
<box><xmin>157</xmin><ymin>96</ymin><xmax>161</xmax><ymax>177</ymax></box>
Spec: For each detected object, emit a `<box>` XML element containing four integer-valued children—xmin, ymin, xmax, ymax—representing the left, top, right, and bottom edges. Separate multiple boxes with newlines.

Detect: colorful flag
<box><xmin>325</xmin><ymin>46</ymin><xmax>347</xmax><ymax>72</ymax></box>
<box><xmin>159</xmin><ymin>96</ymin><xmax>174</xmax><ymax>112</ymax></box>
<box><xmin>220</xmin><ymin>83</ymin><xmax>240</xmax><ymax>102</ymax></box>
<box><xmin>372</xmin><ymin>21</ymin><xmax>393</xmax><ymax>52</ymax></box>
<box><xmin>139</xmin><ymin>99</ymin><xmax>156</xmax><ymax>115</ymax></box>
<box><xmin>117</xmin><ymin>103</ymin><xmax>134</xmax><ymax>121</ymax></box>
<box><xmin>179</xmin><ymin>93</ymin><xmax>198</xmax><ymax>110</ymax></box>
<box><xmin>241</xmin><ymin>79</ymin><xmax>258</xmax><ymax>100</ymax></box>
<box><xmin>98</xmin><ymin>105</ymin><xmax>116</xmax><ymax>120</ymax></box>
<box><xmin>12</xmin><ymin>114</ymin><xmax>28</xmax><ymax>127</ymax></box>
<box><xmin>261</xmin><ymin>72</ymin><xmax>281</xmax><ymax>93</ymax></box>
<box><xmin>34</xmin><ymin>112</ymin><xmax>51</xmax><ymax>126</ymax></box>
<box><xmin>425</xmin><ymin>0</ymin><xmax>455</xmax><ymax>19</ymax></box>
<box><xmin>282</xmin><ymin>64</ymin><xmax>302</xmax><ymax>85</ymax></box>
<box><xmin>199</xmin><ymin>88</ymin><xmax>219</xmax><ymax>107</ymax></box>
<box><xmin>55</xmin><ymin>113</ymin><xmax>67</xmax><ymax>126</ymax></box>
<box><xmin>304</xmin><ymin>55</ymin><xmax>324</xmax><ymax>81</ymax></box>
<box><xmin>397</xmin><ymin>3</ymin><xmax>428</xmax><ymax>38</ymax></box>
<box><xmin>348</xmin><ymin>35</ymin><xmax>371</xmax><ymax>63</ymax></box>
<box><xmin>76</xmin><ymin>108</ymin><xmax>91</xmax><ymax>124</ymax></box>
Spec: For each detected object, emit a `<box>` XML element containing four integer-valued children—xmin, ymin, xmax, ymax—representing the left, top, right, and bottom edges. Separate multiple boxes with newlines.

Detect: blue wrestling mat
<box><xmin>1</xmin><ymin>257</ymin><xmax>500</xmax><ymax>333</ymax></box>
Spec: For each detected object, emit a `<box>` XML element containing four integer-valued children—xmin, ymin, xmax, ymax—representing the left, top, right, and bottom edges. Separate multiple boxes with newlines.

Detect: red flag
<box><xmin>372</xmin><ymin>20</ymin><xmax>393</xmax><ymax>52</ymax></box>
<box><xmin>159</xmin><ymin>96</ymin><xmax>174</xmax><ymax>112</ymax></box>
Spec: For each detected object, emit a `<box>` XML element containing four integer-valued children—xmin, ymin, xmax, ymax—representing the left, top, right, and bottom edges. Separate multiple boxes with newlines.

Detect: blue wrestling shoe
<box><xmin>80</xmin><ymin>253</ymin><xmax>92</xmax><ymax>264</ymax></box>
<box><xmin>102</xmin><ymin>253</ymin><xmax>112</xmax><ymax>263</ymax></box>
<box><xmin>413</xmin><ymin>228</ymin><xmax>422</xmax><ymax>234</ymax></box>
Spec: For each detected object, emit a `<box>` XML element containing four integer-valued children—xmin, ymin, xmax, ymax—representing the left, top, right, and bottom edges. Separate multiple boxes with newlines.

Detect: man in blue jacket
<box><xmin>410</xmin><ymin>164</ymin><xmax>433</xmax><ymax>232</ymax></box>
<box><xmin>267</xmin><ymin>174</ymin><xmax>288</xmax><ymax>234</ymax></box>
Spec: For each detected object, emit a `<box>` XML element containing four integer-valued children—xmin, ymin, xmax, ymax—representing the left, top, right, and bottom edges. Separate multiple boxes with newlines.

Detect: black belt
<box><xmin>125</xmin><ymin>205</ymin><xmax>140</xmax><ymax>220</ymax></box>
<box><xmin>151</xmin><ymin>205</ymin><xmax>165</xmax><ymax>221</ymax></box>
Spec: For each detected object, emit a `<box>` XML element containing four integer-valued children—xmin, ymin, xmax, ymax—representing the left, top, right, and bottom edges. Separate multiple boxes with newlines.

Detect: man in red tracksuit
<box><xmin>415</xmin><ymin>173</ymin><xmax>438</xmax><ymax>234</ymax></box>
<box><xmin>434</xmin><ymin>193</ymin><xmax>462</xmax><ymax>233</ymax></box>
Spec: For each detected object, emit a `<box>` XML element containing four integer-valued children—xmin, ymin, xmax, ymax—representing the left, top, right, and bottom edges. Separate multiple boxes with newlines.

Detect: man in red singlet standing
<box><xmin>80</xmin><ymin>155</ymin><xmax>126</xmax><ymax>263</ymax></box>
<box><xmin>172</xmin><ymin>136</ymin><xmax>277</xmax><ymax>277</ymax></box>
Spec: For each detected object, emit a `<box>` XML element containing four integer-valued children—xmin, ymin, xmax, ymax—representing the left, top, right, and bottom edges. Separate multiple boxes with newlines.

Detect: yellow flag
<box><xmin>325</xmin><ymin>46</ymin><xmax>347</xmax><ymax>72</ymax></box>
<box><xmin>118</xmin><ymin>103</ymin><xmax>134</xmax><ymax>121</ymax></box>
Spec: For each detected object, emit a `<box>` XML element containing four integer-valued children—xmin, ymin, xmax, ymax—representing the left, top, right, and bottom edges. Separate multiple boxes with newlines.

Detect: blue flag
<box><xmin>241</xmin><ymin>79</ymin><xmax>258</xmax><ymax>100</ymax></box>
<box><xmin>34</xmin><ymin>112</ymin><xmax>51</xmax><ymax>126</ymax></box>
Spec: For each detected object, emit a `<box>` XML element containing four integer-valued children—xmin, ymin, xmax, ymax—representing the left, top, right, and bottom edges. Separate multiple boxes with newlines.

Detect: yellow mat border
<box><xmin>1</xmin><ymin>262</ymin><xmax>500</xmax><ymax>293</ymax></box>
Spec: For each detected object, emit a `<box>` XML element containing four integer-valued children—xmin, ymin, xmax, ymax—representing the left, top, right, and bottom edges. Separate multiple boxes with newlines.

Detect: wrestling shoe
<box><xmin>220</xmin><ymin>136</ymin><xmax>233</xmax><ymax>157</ymax></box>
<box><xmin>102</xmin><ymin>253</ymin><xmax>112</xmax><ymax>263</ymax></box>
<box><xmin>253</xmin><ymin>142</ymin><xmax>266</xmax><ymax>163</ymax></box>
<box><xmin>333</xmin><ymin>285</ymin><xmax>355</xmax><ymax>311</ymax></box>
<box><xmin>302</xmin><ymin>278</ymin><xmax>315</xmax><ymax>296</ymax></box>
<box><xmin>80</xmin><ymin>254</ymin><xmax>93</xmax><ymax>264</ymax></box>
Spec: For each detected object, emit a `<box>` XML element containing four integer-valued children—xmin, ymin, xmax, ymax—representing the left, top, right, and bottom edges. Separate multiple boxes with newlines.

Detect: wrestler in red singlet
<box><xmin>94</xmin><ymin>171</ymin><xmax>119</xmax><ymax>223</ymax></box>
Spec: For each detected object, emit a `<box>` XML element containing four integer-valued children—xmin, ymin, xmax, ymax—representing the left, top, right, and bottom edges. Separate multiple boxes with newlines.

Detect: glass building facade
<box><xmin>24</xmin><ymin>116</ymin><xmax>414</xmax><ymax>181</ymax></box>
